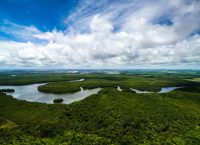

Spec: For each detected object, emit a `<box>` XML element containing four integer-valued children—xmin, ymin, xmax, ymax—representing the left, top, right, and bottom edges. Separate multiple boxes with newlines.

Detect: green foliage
<box><xmin>190</xmin><ymin>78</ymin><xmax>200</xmax><ymax>82</ymax></box>
<box><xmin>37</xmin><ymin>74</ymin><xmax>198</xmax><ymax>94</ymax></box>
<box><xmin>38</xmin><ymin>81</ymin><xmax>82</xmax><ymax>93</ymax></box>
<box><xmin>0</xmin><ymin>73</ymin><xmax>200</xmax><ymax>144</ymax></box>
<box><xmin>0</xmin><ymin>130</ymin><xmax>112</xmax><ymax>145</ymax></box>
<box><xmin>176</xmin><ymin>86</ymin><xmax>200</xmax><ymax>93</ymax></box>
<box><xmin>53</xmin><ymin>98</ymin><xmax>64</xmax><ymax>103</ymax></box>
<box><xmin>0</xmin><ymin>89</ymin><xmax>15</xmax><ymax>93</ymax></box>
<box><xmin>0</xmin><ymin>73</ymin><xmax>82</xmax><ymax>85</ymax></box>
<box><xmin>38</xmin><ymin>79</ymin><xmax>119</xmax><ymax>93</ymax></box>
<box><xmin>64</xmin><ymin>88</ymin><xmax>200</xmax><ymax>144</ymax></box>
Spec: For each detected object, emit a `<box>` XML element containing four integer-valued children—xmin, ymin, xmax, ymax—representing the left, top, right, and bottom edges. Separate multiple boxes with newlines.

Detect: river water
<box><xmin>0</xmin><ymin>79</ymin><xmax>101</xmax><ymax>104</ymax></box>
<box><xmin>130</xmin><ymin>87</ymin><xmax>183</xmax><ymax>93</ymax></box>
<box><xmin>0</xmin><ymin>79</ymin><xmax>183</xmax><ymax>104</ymax></box>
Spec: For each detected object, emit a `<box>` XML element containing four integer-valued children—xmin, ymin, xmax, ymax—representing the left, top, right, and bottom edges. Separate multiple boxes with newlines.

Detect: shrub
<box><xmin>53</xmin><ymin>98</ymin><xmax>64</xmax><ymax>104</ymax></box>
<box><xmin>0</xmin><ymin>89</ymin><xmax>15</xmax><ymax>93</ymax></box>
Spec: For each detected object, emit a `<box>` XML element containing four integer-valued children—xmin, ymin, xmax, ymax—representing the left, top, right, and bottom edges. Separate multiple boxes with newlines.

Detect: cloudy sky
<box><xmin>0</xmin><ymin>0</ymin><xmax>200</xmax><ymax>69</ymax></box>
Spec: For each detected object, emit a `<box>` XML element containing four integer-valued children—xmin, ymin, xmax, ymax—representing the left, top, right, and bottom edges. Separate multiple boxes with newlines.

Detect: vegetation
<box><xmin>38</xmin><ymin>75</ymin><xmax>199</xmax><ymax>94</ymax></box>
<box><xmin>0</xmin><ymin>73</ymin><xmax>82</xmax><ymax>85</ymax></box>
<box><xmin>53</xmin><ymin>98</ymin><xmax>64</xmax><ymax>103</ymax></box>
<box><xmin>191</xmin><ymin>78</ymin><xmax>200</xmax><ymax>82</ymax></box>
<box><xmin>38</xmin><ymin>79</ymin><xmax>119</xmax><ymax>93</ymax></box>
<box><xmin>0</xmin><ymin>89</ymin><xmax>15</xmax><ymax>93</ymax></box>
<box><xmin>0</xmin><ymin>71</ymin><xmax>200</xmax><ymax>144</ymax></box>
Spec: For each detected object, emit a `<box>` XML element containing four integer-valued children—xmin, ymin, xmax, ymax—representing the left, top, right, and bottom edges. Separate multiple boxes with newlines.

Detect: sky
<box><xmin>0</xmin><ymin>0</ymin><xmax>200</xmax><ymax>69</ymax></box>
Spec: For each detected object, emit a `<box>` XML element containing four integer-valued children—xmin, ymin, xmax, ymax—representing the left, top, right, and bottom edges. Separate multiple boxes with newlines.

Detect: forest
<box><xmin>0</xmin><ymin>71</ymin><xmax>200</xmax><ymax>144</ymax></box>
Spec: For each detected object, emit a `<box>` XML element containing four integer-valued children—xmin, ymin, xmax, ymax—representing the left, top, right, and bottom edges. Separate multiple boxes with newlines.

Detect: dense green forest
<box><xmin>0</xmin><ymin>72</ymin><xmax>200</xmax><ymax>144</ymax></box>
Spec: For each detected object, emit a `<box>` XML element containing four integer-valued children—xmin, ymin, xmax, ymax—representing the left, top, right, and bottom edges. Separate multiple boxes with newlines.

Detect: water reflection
<box><xmin>0</xmin><ymin>82</ymin><xmax>101</xmax><ymax>104</ymax></box>
<box><xmin>129</xmin><ymin>87</ymin><xmax>184</xmax><ymax>93</ymax></box>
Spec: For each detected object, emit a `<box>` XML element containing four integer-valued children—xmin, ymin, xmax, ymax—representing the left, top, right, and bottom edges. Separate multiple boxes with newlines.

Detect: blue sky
<box><xmin>0</xmin><ymin>0</ymin><xmax>79</xmax><ymax>31</ymax></box>
<box><xmin>0</xmin><ymin>0</ymin><xmax>200</xmax><ymax>69</ymax></box>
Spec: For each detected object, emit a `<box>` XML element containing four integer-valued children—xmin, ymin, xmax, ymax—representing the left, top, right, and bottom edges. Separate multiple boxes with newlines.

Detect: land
<box><xmin>0</xmin><ymin>89</ymin><xmax>15</xmax><ymax>93</ymax></box>
<box><xmin>0</xmin><ymin>70</ymin><xmax>200</xmax><ymax>144</ymax></box>
<box><xmin>53</xmin><ymin>98</ymin><xmax>64</xmax><ymax>103</ymax></box>
<box><xmin>191</xmin><ymin>78</ymin><xmax>200</xmax><ymax>82</ymax></box>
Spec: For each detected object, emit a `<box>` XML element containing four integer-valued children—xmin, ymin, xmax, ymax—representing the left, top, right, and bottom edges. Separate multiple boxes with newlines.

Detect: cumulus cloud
<box><xmin>0</xmin><ymin>0</ymin><xmax>200</xmax><ymax>69</ymax></box>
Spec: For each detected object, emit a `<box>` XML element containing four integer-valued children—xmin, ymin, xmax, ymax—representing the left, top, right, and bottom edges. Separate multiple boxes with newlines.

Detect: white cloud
<box><xmin>0</xmin><ymin>0</ymin><xmax>200</xmax><ymax>69</ymax></box>
<box><xmin>0</xmin><ymin>20</ymin><xmax>41</xmax><ymax>41</ymax></box>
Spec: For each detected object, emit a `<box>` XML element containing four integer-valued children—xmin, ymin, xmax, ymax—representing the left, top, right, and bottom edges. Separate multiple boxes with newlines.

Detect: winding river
<box><xmin>0</xmin><ymin>78</ymin><xmax>184</xmax><ymax>104</ymax></box>
<box><xmin>0</xmin><ymin>79</ymin><xmax>101</xmax><ymax>104</ymax></box>
<box><xmin>120</xmin><ymin>86</ymin><xmax>183</xmax><ymax>93</ymax></box>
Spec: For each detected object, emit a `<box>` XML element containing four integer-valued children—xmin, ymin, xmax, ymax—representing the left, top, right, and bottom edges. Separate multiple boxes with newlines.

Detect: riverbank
<box><xmin>1</xmin><ymin>86</ymin><xmax>200</xmax><ymax>144</ymax></box>
<box><xmin>1</xmin><ymin>72</ymin><xmax>200</xmax><ymax>144</ymax></box>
